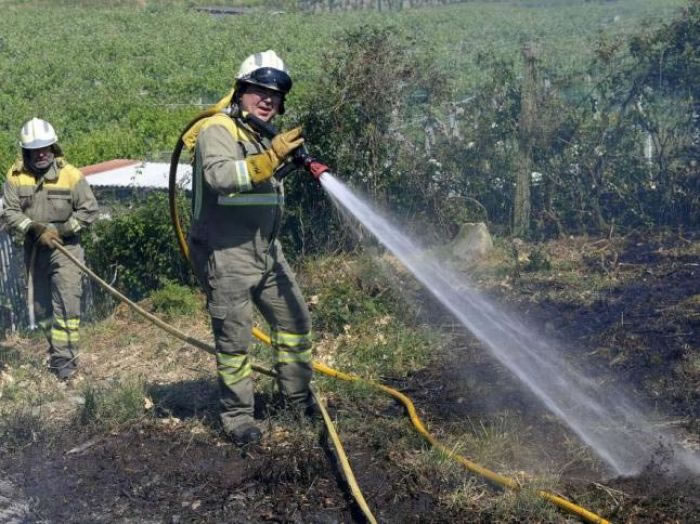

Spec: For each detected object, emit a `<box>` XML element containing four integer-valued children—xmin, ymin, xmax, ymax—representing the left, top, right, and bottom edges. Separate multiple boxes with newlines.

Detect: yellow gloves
<box><xmin>246</xmin><ymin>127</ymin><xmax>304</xmax><ymax>183</ymax></box>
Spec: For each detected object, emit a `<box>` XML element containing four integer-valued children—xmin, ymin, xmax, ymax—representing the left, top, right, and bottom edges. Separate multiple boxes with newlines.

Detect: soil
<box><xmin>1</xmin><ymin>232</ymin><xmax>698</xmax><ymax>523</ymax></box>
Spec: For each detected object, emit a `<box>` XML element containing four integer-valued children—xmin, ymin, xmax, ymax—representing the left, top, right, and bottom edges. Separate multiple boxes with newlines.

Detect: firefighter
<box><xmin>1</xmin><ymin>118</ymin><xmax>98</xmax><ymax>380</ymax></box>
<box><xmin>184</xmin><ymin>50</ymin><xmax>317</xmax><ymax>445</ymax></box>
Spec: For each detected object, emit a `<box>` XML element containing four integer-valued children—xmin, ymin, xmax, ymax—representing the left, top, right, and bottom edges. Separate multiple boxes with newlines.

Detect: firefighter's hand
<box><xmin>38</xmin><ymin>227</ymin><xmax>63</xmax><ymax>248</ymax></box>
<box><xmin>270</xmin><ymin>127</ymin><xmax>304</xmax><ymax>162</ymax></box>
<box><xmin>28</xmin><ymin>221</ymin><xmax>46</xmax><ymax>239</ymax></box>
<box><xmin>246</xmin><ymin>127</ymin><xmax>304</xmax><ymax>184</ymax></box>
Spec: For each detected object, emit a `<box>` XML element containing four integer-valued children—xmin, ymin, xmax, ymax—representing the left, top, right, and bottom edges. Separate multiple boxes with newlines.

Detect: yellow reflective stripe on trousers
<box><xmin>51</xmin><ymin>329</ymin><xmax>79</xmax><ymax>344</ymax></box>
<box><xmin>54</xmin><ymin>317</ymin><xmax>80</xmax><ymax>330</ymax></box>
<box><xmin>276</xmin><ymin>348</ymin><xmax>312</xmax><ymax>364</ymax></box>
<box><xmin>218</xmin><ymin>355</ymin><xmax>252</xmax><ymax>386</ymax></box>
<box><xmin>270</xmin><ymin>330</ymin><xmax>312</xmax><ymax>347</ymax></box>
<box><xmin>217</xmin><ymin>193</ymin><xmax>282</xmax><ymax>206</ymax></box>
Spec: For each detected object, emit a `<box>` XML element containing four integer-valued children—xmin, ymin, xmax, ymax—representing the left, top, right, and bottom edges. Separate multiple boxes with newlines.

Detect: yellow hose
<box><xmin>310</xmin><ymin>362</ymin><xmax>610</xmax><ymax>524</ymax></box>
<box><xmin>311</xmin><ymin>387</ymin><xmax>378</xmax><ymax>524</ymax></box>
<box><xmin>55</xmin><ymin>239</ymin><xmax>609</xmax><ymax>523</ymax></box>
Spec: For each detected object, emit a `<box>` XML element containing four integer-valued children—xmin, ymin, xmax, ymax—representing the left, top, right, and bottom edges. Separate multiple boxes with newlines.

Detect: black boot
<box><xmin>226</xmin><ymin>422</ymin><xmax>262</xmax><ymax>446</ymax></box>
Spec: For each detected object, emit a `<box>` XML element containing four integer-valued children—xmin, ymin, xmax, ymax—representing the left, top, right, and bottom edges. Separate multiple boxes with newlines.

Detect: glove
<box><xmin>38</xmin><ymin>227</ymin><xmax>62</xmax><ymax>248</ymax></box>
<box><xmin>28</xmin><ymin>222</ymin><xmax>62</xmax><ymax>248</ymax></box>
<box><xmin>246</xmin><ymin>127</ymin><xmax>304</xmax><ymax>184</ymax></box>
<box><xmin>28</xmin><ymin>221</ymin><xmax>46</xmax><ymax>239</ymax></box>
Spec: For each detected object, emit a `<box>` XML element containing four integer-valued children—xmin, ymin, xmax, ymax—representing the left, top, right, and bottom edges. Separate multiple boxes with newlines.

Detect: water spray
<box><xmin>318</xmin><ymin>173</ymin><xmax>700</xmax><ymax>478</ymax></box>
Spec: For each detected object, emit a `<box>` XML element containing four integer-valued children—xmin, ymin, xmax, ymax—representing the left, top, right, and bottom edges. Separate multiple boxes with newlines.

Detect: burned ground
<box><xmin>1</xmin><ymin>232</ymin><xmax>698</xmax><ymax>523</ymax></box>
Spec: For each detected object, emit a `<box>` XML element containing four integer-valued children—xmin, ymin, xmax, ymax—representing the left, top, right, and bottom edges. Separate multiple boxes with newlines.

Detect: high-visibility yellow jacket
<box><xmin>1</xmin><ymin>157</ymin><xmax>99</xmax><ymax>242</ymax></box>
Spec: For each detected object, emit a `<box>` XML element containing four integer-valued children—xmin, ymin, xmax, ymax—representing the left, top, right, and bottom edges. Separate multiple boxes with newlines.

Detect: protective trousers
<box><xmin>26</xmin><ymin>241</ymin><xmax>83</xmax><ymax>375</ymax></box>
<box><xmin>190</xmin><ymin>239</ymin><xmax>312</xmax><ymax>434</ymax></box>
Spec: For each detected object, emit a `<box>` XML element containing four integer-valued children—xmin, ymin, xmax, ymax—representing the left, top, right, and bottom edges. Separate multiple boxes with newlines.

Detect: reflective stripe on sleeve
<box><xmin>66</xmin><ymin>217</ymin><xmax>82</xmax><ymax>234</ymax></box>
<box><xmin>233</xmin><ymin>160</ymin><xmax>252</xmax><ymax>192</ymax></box>
<box><xmin>18</xmin><ymin>218</ymin><xmax>32</xmax><ymax>232</ymax></box>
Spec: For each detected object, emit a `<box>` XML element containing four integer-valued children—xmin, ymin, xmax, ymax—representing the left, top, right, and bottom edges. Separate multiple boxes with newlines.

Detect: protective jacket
<box><xmin>1</xmin><ymin>157</ymin><xmax>98</xmax><ymax>377</ymax></box>
<box><xmin>189</xmin><ymin>113</ymin><xmax>284</xmax><ymax>251</ymax></box>
<box><xmin>2</xmin><ymin>157</ymin><xmax>97</xmax><ymax>240</ymax></box>
<box><xmin>186</xmin><ymin>111</ymin><xmax>313</xmax><ymax>434</ymax></box>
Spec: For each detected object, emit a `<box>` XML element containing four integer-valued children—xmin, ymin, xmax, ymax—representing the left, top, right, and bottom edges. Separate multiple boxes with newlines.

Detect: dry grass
<box><xmin>2</xmin><ymin>236</ymin><xmax>697</xmax><ymax>521</ymax></box>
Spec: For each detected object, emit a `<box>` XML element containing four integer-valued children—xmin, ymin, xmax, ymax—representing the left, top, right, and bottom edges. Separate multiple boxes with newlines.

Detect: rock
<box><xmin>449</xmin><ymin>222</ymin><xmax>493</xmax><ymax>262</ymax></box>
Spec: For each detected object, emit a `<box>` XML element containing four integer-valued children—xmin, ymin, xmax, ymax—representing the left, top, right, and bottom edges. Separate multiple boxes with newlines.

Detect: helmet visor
<box><xmin>240</xmin><ymin>67</ymin><xmax>292</xmax><ymax>94</ymax></box>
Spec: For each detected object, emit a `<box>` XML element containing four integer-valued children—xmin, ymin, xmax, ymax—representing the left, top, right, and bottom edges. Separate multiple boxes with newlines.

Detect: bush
<box><xmin>284</xmin><ymin>25</ymin><xmax>449</xmax><ymax>254</ymax></box>
<box><xmin>82</xmin><ymin>191</ymin><xmax>194</xmax><ymax>300</ymax></box>
<box><xmin>149</xmin><ymin>281</ymin><xmax>200</xmax><ymax>319</ymax></box>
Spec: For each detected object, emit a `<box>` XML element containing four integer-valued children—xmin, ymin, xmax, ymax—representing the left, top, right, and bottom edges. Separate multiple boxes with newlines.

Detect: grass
<box><xmin>78</xmin><ymin>376</ymin><xmax>149</xmax><ymax>428</ymax></box>
<box><xmin>1</xmin><ymin>234</ymin><xmax>698</xmax><ymax>521</ymax></box>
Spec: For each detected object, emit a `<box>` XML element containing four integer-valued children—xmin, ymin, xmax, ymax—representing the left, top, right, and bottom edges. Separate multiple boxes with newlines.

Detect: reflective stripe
<box><xmin>67</xmin><ymin>217</ymin><xmax>81</xmax><ymax>234</ymax></box>
<box><xmin>233</xmin><ymin>160</ymin><xmax>252</xmax><ymax>192</ymax></box>
<box><xmin>217</xmin><ymin>353</ymin><xmax>247</xmax><ymax>368</ymax></box>
<box><xmin>270</xmin><ymin>330</ymin><xmax>312</xmax><ymax>347</ymax></box>
<box><xmin>219</xmin><ymin>359</ymin><xmax>252</xmax><ymax>386</ymax></box>
<box><xmin>18</xmin><ymin>218</ymin><xmax>32</xmax><ymax>232</ymax></box>
<box><xmin>51</xmin><ymin>329</ymin><xmax>79</xmax><ymax>344</ymax></box>
<box><xmin>276</xmin><ymin>348</ymin><xmax>312</xmax><ymax>365</ymax></box>
<box><xmin>194</xmin><ymin>148</ymin><xmax>204</xmax><ymax>220</ymax></box>
<box><xmin>217</xmin><ymin>193</ymin><xmax>282</xmax><ymax>206</ymax></box>
<box><xmin>54</xmin><ymin>317</ymin><xmax>80</xmax><ymax>330</ymax></box>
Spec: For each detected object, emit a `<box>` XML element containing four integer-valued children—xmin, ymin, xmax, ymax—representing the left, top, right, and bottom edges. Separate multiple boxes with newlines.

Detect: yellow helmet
<box><xmin>20</xmin><ymin>117</ymin><xmax>58</xmax><ymax>150</ymax></box>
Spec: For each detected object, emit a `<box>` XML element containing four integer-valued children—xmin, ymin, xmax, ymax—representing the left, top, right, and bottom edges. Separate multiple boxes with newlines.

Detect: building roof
<box><xmin>82</xmin><ymin>159</ymin><xmax>192</xmax><ymax>190</ymax></box>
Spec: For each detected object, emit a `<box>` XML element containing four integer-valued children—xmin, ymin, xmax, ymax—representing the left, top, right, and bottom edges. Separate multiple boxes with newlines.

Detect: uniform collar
<box><xmin>42</xmin><ymin>161</ymin><xmax>59</xmax><ymax>182</ymax></box>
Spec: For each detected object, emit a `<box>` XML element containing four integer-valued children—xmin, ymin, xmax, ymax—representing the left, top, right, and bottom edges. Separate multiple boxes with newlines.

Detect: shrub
<box><xmin>149</xmin><ymin>281</ymin><xmax>200</xmax><ymax>319</ymax></box>
<box><xmin>82</xmin><ymin>191</ymin><xmax>194</xmax><ymax>300</ymax></box>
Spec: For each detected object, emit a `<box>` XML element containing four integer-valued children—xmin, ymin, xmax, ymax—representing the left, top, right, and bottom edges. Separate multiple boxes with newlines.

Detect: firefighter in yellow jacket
<box><xmin>1</xmin><ymin>118</ymin><xmax>98</xmax><ymax>380</ymax></box>
<box><xmin>185</xmin><ymin>51</ymin><xmax>317</xmax><ymax>445</ymax></box>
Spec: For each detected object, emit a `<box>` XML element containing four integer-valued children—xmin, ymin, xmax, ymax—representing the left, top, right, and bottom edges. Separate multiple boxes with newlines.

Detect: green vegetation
<box><xmin>1</xmin><ymin>0</ymin><xmax>692</xmax><ymax>263</ymax></box>
<box><xmin>78</xmin><ymin>377</ymin><xmax>148</xmax><ymax>428</ymax></box>
<box><xmin>82</xmin><ymin>192</ymin><xmax>193</xmax><ymax>299</ymax></box>
<box><xmin>149</xmin><ymin>281</ymin><xmax>201</xmax><ymax>318</ymax></box>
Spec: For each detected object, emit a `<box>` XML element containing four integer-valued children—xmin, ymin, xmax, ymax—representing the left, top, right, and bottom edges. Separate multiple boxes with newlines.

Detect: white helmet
<box><xmin>20</xmin><ymin>118</ymin><xmax>58</xmax><ymax>150</ymax></box>
<box><xmin>235</xmin><ymin>50</ymin><xmax>292</xmax><ymax>95</ymax></box>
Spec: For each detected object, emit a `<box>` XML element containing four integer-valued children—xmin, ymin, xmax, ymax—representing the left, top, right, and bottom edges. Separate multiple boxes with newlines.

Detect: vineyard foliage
<box><xmin>1</xmin><ymin>0</ymin><xmax>696</xmax><ymax>284</ymax></box>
